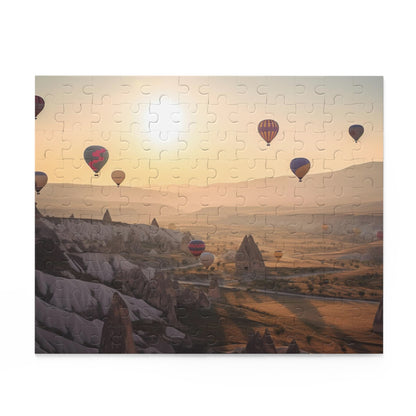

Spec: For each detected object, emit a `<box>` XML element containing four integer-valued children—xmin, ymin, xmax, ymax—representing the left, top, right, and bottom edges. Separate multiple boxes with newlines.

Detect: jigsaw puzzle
<box><xmin>35</xmin><ymin>76</ymin><xmax>383</xmax><ymax>354</ymax></box>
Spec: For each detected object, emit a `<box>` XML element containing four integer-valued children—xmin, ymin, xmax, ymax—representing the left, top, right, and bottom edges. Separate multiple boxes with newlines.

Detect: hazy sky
<box><xmin>35</xmin><ymin>76</ymin><xmax>383</xmax><ymax>187</ymax></box>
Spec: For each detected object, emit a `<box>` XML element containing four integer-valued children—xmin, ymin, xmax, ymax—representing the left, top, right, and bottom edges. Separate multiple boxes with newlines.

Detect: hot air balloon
<box><xmin>349</xmin><ymin>124</ymin><xmax>364</xmax><ymax>143</ymax></box>
<box><xmin>353</xmin><ymin>228</ymin><xmax>361</xmax><ymax>236</ymax></box>
<box><xmin>84</xmin><ymin>146</ymin><xmax>109</xmax><ymax>176</ymax></box>
<box><xmin>188</xmin><ymin>240</ymin><xmax>205</xmax><ymax>257</ymax></box>
<box><xmin>274</xmin><ymin>251</ymin><xmax>283</xmax><ymax>262</ymax></box>
<box><xmin>322</xmin><ymin>224</ymin><xmax>329</xmax><ymax>232</ymax></box>
<box><xmin>290</xmin><ymin>158</ymin><xmax>311</xmax><ymax>182</ymax></box>
<box><xmin>258</xmin><ymin>119</ymin><xmax>279</xmax><ymax>146</ymax></box>
<box><xmin>35</xmin><ymin>171</ymin><xmax>48</xmax><ymax>194</ymax></box>
<box><xmin>111</xmin><ymin>170</ymin><xmax>125</xmax><ymax>187</ymax></box>
<box><xmin>35</xmin><ymin>96</ymin><xmax>45</xmax><ymax>119</ymax></box>
<box><xmin>200</xmin><ymin>252</ymin><xmax>215</xmax><ymax>269</ymax></box>
<box><xmin>377</xmin><ymin>231</ymin><xmax>383</xmax><ymax>240</ymax></box>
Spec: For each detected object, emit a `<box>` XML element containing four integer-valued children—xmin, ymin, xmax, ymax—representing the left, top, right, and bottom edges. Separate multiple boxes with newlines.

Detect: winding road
<box><xmin>177</xmin><ymin>279</ymin><xmax>379</xmax><ymax>304</ymax></box>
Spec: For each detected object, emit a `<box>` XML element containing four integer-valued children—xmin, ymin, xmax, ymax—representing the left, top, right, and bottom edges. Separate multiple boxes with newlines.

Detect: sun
<box><xmin>147</xmin><ymin>95</ymin><xmax>188</xmax><ymax>141</ymax></box>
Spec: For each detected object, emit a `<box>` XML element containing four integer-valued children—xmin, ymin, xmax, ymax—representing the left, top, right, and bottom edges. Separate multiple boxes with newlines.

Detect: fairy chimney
<box><xmin>286</xmin><ymin>339</ymin><xmax>300</xmax><ymax>353</ymax></box>
<box><xmin>208</xmin><ymin>277</ymin><xmax>221</xmax><ymax>300</ymax></box>
<box><xmin>99</xmin><ymin>293</ymin><xmax>135</xmax><ymax>353</ymax></box>
<box><xmin>103</xmin><ymin>209</ymin><xmax>112</xmax><ymax>224</ymax></box>
<box><xmin>151</xmin><ymin>218</ymin><xmax>159</xmax><ymax>228</ymax></box>
<box><xmin>245</xmin><ymin>329</ymin><xmax>277</xmax><ymax>353</ymax></box>
<box><xmin>35</xmin><ymin>203</ymin><xmax>43</xmax><ymax>219</ymax></box>
<box><xmin>372</xmin><ymin>300</ymin><xmax>383</xmax><ymax>334</ymax></box>
<box><xmin>235</xmin><ymin>235</ymin><xmax>265</xmax><ymax>279</ymax></box>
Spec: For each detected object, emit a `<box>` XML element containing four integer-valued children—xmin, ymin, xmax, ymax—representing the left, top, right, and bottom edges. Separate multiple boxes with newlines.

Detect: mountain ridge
<box><xmin>36</xmin><ymin>161</ymin><xmax>383</xmax><ymax>221</ymax></box>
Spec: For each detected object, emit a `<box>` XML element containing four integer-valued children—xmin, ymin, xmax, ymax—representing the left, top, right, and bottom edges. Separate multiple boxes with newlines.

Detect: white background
<box><xmin>1</xmin><ymin>1</ymin><xmax>415</xmax><ymax>415</ymax></box>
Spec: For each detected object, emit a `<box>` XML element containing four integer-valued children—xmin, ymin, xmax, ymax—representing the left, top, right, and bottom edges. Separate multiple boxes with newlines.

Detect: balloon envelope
<box><xmin>349</xmin><ymin>125</ymin><xmax>364</xmax><ymax>142</ymax></box>
<box><xmin>84</xmin><ymin>146</ymin><xmax>109</xmax><ymax>175</ymax></box>
<box><xmin>290</xmin><ymin>158</ymin><xmax>311</xmax><ymax>182</ymax></box>
<box><xmin>274</xmin><ymin>251</ymin><xmax>283</xmax><ymax>261</ymax></box>
<box><xmin>377</xmin><ymin>231</ymin><xmax>383</xmax><ymax>240</ymax></box>
<box><xmin>200</xmin><ymin>252</ymin><xmax>214</xmax><ymax>269</ymax></box>
<box><xmin>111</xmin><ymin>170</ymin><xmax>125</xmax><ymax>186</ymax></box>
<box><xmin>258</xmin><ymin>119</ymin><xmax>279</xmax><ymax>146</ymax></box>
<box><xmin>35</xmin><ymin>96</ymin><xmax>45</xmax><ymax>119</ymax></box>
<box><xmin>188</xmin><ymin>240</ymin><xmax>205</xmax><ymax>257</ymax></box>
<box><xmin>35</xmin><ymin>171</ymin><xmax>48</xmax><ymax>194</ymax></box>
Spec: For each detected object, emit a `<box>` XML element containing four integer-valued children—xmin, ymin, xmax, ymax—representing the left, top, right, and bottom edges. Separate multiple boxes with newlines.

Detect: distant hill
<box><xmin>36</xmin><ymin>162</ymin><xmax>382</xmax><ymax>222</ymax></box>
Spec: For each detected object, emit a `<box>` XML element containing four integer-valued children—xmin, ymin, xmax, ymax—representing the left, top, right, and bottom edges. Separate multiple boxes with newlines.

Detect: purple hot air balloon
<box><xmin>349</xmin><ymin>124</ymin><xmax>364</xmax><ymax>143</ymax></box>
<box><xmin>258</xmin><ymin>119</ymin><xmax>279</xmax><ymax>146</ymax></box>
<box><xmin>290</xmin><ymin>158</ymin><xmax>311</xmax><ymax>182</ymax></box>
<box><xmin>35</xmin><ymin>96</ymin><xmax>45</xmax><ymax>119</ymax></box>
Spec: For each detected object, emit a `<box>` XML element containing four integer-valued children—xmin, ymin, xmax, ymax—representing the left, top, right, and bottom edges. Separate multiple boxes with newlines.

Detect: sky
<box><xmin>35</xmin><ymin>76</ymin><xmax>383</xmax><ymax>188</ymax></box>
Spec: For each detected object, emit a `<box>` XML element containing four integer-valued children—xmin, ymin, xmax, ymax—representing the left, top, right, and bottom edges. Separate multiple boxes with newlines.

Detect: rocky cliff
<box><xmin>35</xmin><ymin>215</ymin><xmax>195</xmax><ymax>353</ymax></box>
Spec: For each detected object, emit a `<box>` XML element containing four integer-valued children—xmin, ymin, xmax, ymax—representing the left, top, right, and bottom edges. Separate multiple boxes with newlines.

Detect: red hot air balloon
<box><xmin>258</xmin><ymin>119</ymin><xmax>279</xmax><ymax>146</ymax></box>
<box><xmin>83</xmin><ymin>146</ymin><xmax>109</xmax><ymax>176</ymax></box>
<box><xmin>35</xmin><ymin>96</ymin><xmax>45</xmax><ymax>119</ymax></box>
<box><xmin>188</xmin><ymin>240</ymin><xmax>205</xmax><ymax>257</ymax></box>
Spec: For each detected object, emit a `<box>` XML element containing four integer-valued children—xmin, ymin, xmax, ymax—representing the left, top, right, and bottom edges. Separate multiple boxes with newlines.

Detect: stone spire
<box><xmin>103</xmin><ymin>209</ymin><xmax>112</xmax><ymax>224</ymax></box>
<box><xmin>235</xmin><ymin>235</ymin><xmax>265</xmax><ymax>279</ymax></box>
<box><xmin>99</xmin><ymin>293</ymin><xmax>135</xmax><ymax>353</ymax></box>
<box><xmin>372</xmin><ymin>300</ymin><xmax>383</xmax><ymax>334</ymax></box>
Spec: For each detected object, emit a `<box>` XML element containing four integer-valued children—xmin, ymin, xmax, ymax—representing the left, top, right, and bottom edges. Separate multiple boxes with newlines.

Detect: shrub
<box><xmin>274</xmin><ymin>325</ymin><xmax>285</xmax><ymax>335</ymax></box>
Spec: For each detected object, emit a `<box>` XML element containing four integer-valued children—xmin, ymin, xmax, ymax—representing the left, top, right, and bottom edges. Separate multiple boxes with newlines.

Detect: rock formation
<box><xmin>151</xmin><ymin>218</ymin><xmax>159</xmax><ymax>228</ymax></box>
<box><xmin>34</xmin><ymin>217</ymin><xmax>194</xmax><ymax>353</ymax></box>
<box><xmin>372</xmin><ymin>300</ymin><xmax>383</xmax><ymax>334</ymax></box>
<box><xmin>35</xmin><ymin>203</ymin><xmax>43</xmax><ymax>219</ymax></box>
<box><xmin>235</xmin><ymin>235</ymin><xmax>266</xmax><ymax>279</ymax></box>
<box><xmin>102</xmin><ymin>209</ymin><xmax>112</xmax><ymax>224</ymax></box>
<box><xmin>123</xmin><ymin>269</ymin><xmax>178</xmax><ymax>324</ymax></box>
<box><xmin>245</xmin><ymin>329</ymin><xmax>277</xmax><ymax>353</ymax></box>
<box><xmin>197</xmin><ymin>290</ymin><xmax>211</xmax><ymax>308</ymax></box>
<box><xmin>286</xmin><ymin>339</ymin><xmax>300</xmax><ymax>353</ymax></box>
<box><xmin>180</xmin><ymin>231</ymin><xmax>193</xmax><ymax>253</ymax></box>
<box><xmin>208</xmin><ymin>277</ymin><xmax>221</xmax><ymax>300</ymax></box>
<box><xmin>99</xmin><ymin>292</ymin><xmax>136</xmax><ymax>353</ymax></box>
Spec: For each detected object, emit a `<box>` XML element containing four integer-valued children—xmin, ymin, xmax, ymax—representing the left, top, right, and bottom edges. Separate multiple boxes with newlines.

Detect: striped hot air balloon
<box><xmin>188</xmin><ymin>240</ymin><xmax>206</xmax><ymax>257</ymax></box>
<box><xmin>349</xmin><ymin>124</ymin><xmax>364</xmax><ymax>143</ymax></box>
<box><xmin>290</xmin><ymin>158</ymin><xmax>311</xmax><ymax>182</ymax></box>
<box><xmin>258</xmin><ymin>119</ymin><xmax>279</xmax><ymax>146</ymax></box>
<box><xmin>35</xmin><ymin>96</ymin><xmax>45</xmax><ymax>119</ymax></box>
